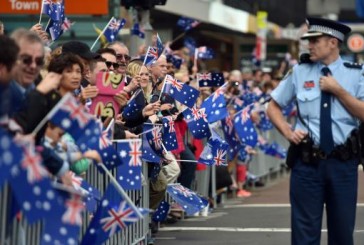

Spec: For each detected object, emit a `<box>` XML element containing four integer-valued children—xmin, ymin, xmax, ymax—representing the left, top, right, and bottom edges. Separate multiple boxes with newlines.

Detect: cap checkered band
<box><xmin>309</xmin><ymin>25</ymin><xmax>345</xmax><ymax>41</ymax></box>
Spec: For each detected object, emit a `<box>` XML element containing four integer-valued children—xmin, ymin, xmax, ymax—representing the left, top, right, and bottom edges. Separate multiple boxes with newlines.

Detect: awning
<box><xmin>155</xmin><ymin>0</ymin><xmax>255</xmax><ymax>34</ymax></box>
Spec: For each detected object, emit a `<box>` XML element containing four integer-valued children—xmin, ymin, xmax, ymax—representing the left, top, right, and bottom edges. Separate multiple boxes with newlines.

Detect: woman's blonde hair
<box><xmin>126</xmin><ymin>59</ymin><xmax>152</xmax><ymax>100</ymax></box>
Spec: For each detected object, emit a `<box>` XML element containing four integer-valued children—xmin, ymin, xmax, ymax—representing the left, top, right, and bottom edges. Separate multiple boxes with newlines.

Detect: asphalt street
<box><xmin>155</xmin><ymin>170</ymin><xmax>364</xmax><ymax>245</ymax></box>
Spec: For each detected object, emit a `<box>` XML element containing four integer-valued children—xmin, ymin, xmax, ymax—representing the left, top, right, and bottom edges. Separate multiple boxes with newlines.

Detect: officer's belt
<box><xmin>312</xmin><ymin>143</ymin><xmax>353</xmax><ymax>161</ymax></box>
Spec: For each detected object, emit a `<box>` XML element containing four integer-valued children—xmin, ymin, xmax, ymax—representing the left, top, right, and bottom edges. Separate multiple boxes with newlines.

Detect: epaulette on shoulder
<box><xmin>343</xmin><ymin>62</ymin><xmax>363</xmax><ymax>69</ymax></box>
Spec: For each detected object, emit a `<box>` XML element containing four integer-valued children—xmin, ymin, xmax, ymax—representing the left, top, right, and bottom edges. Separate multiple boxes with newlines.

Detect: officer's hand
<box><xmin>319</xmin><ymin>74</ymin><xmax>341</xmax><ymax>94</ymax></box>
<box><xmin>287</xmin><ymin>129</ymin><xmax>307</xmax><ymax>145</ymax></box>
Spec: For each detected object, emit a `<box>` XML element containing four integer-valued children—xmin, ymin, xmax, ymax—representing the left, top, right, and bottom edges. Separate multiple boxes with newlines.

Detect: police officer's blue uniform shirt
<box><xmin>271</xmin><ymin>56</ymin><xmax>364</xmax><ymax>146</ymax></box>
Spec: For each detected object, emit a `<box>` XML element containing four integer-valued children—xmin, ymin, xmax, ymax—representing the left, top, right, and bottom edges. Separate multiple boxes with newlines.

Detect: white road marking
<box><xmin>223</xmin><ymin>203</ymin><xmax>364</xmax><ymax>208</ymax></box>
<box><xmin>159</xmin><ymin>227</ymin><xmax>364</xmax><ymax>233</ymax></box>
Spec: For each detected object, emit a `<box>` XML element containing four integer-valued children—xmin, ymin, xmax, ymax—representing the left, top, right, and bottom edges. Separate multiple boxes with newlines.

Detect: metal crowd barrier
<box><xmin>0</xmin><ymin>163</ymin><xmax>150</xmax><ymax>245</ymax></box>
<box><xmin>249</xmin><ymin>128</ymin><xmax>289</xmax><ymax>180</ymax></box>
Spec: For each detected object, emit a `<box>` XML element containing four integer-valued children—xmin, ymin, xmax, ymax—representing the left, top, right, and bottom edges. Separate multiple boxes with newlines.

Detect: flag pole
<box><xmin>157</xmin><ymin>75</ymin><xmax>167</xmax><ymax>102</ymax></box>
<box><xmin>97</xmin><ymin>162</ymin><xmax>144</xmax><ymax>219</ymax></box>
<box><xmin>44</xmin><ymin>18</ymin><xmax>51</xmax><ymax>32</ymax></box>
<box><xmin>138</xmin><ymin>47</ymin><xmax>150</xmax><ymax>77</ymax></box>
<box><xmin>169</xmin><ymin>32</ymin><xmax>186</xmax><ymax>46</ymax></box>
<box><xmin>90</xmin><ymin>17</ymin><xmax>114</xmax><ymax>51</ymax></box>
<box><xmin>39</xmin><ymin>0</ymin><xmax>44</xmax><ymax>24</ymax></box>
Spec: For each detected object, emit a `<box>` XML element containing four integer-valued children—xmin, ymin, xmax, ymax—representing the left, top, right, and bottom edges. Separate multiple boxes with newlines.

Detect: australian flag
<box><xmin>131</xmin><ymin>23</ymin><xmax>145</xmax><ymax>39</ymax></box>
<box><xmin>167</xmin><ymin>184</ymin><xmax>208</xmax><ymax>215</ymax></box>
<box><xmin>9</xmin><ymin>144</ymin><xmax>63</xmax><ymax>224</ymax></box>
<box><xmin>115</xmin><ymin>139</ymin><xmax>143</xmax><ymax>190</ymax></box>
<box><xmin>161</xmin><ymin>75</ymin><xmax>199</xmax><ymax>108</ymax></box>
<box><xmin>70</xmin><ymin>173</ymin><xmax>101</xmax><ymax>213</ymax></box>
<box><xmin>48</xmin><ymin>93</ymin><xmax>91</xmax><ymax>141</ymax></box>
<box><xmin>233</xmin><ymin>106</ymin><xmax>258</xmax><ymax>148</ymax></box>
<box><xmin>0</xmin><ymin>128</ymin><xmax>23</xmax><ymax>188</ymax></box>
<box><xmin>166</xmin><ymin>54</ymin><xmax>183</xmax><ymax>69</ymax></box>
<box><xmin>152</xmin><ymin>201</ymin><xmax>170</xmax><ymax>222</ymax></box>
<box><xmin>198</xmin><ymin>132</ymin><xmax>229</xmax><ymax>166</ymax></box>
<box><xmin>76</xmin><ymin>119</ymin><xmax>102</xmax><ymax>153</ymax></box>
<box><xmin>81</xmin><ymin>184</ymin><xmax>149</xmax><ymax>245</ymax></box>
<box><xmin>200</xmin><ymin>85</ymin><xmax>228</xmax><ymax>123</ymax></box>
<box><xmin>41</xmin><ymin>191</ymin><xmax>85</xmax><ymax>245</ymax></box>
<box><xmin>196</xmin><ymin>46</ymin><xmax>215</xmax><ymax>59</ymax></box>
<box><xmin>142</xmin><ymin>133</ymin><xmax>162</xmax><ymax>163</ymax></box>
<box><xmin>161</xmin><ymin>116</ymin><xmax>178</xmax><ymax>151</ymax></box>
<box><xmin>144</xmin><ymin>46</ymin><xmax>159</xmax><ymax>66</ymax></box>
<box><xmin>104</xmin><ymin>17</ymin><xmax>126</xmax><ymax>43</ymax></box>
<box><xmin>122</xmin><ymin>89</ymin><xmax>145</xmax><ymax>121</ymax></box>
<box><xmin>61</xmin><ymin>17</ymin><xmax>74</xmax><ymax>32</ymax></box>
<box><xmin>256</xmin><ymin>110</ymin><xmax>273</xmax><ymax>131</ymax></box>
<box><xmin>142</xmin><ymin>123</ymin><xmax>163</xmax><ymax>163</ymax></box>
<box><xmin>96</xmin><ymin>120</ymin><xmax>123</xmax><ymax>170</ymax></box>
<box><xmin>46</xmin><ymin>19</ymin><xmax>63</xmax><ymax>41</ymax></box>
<box><xmin>197</xmin><ymin>72</ymin><xmax>225</xmax><ymax>87</ymax></box>
<box><xmin>156</xmin><ymin>33</ymin><xmax>164</xmax><ymax>57</ymax></box>
<box><xmin>221</xmin><ymin>116</ymin><xmax>242</xmax><ymax>159</ymax></box>
<box><xmin>257</xmin><ymin>135</ymin><xmax>270</xmax><ymax>152</ymax></box>
<box><xmin>42</xmin><ymin>0</ymin><xmax>64</xmax><ymax>21</ymax></box>
<box><xmin>184</xmin><ymin>37</ymin><xmax>196</xmax><ymax>56</ymax></box>
<box><xmin>182</xmin><ymin>106</ymin><xmax>211</xmax><ymax>139</ymax></box>
<box><xmin>264</xmin><ymin>141</ymin><xmax>287</xmax><ymax>159</ymax></box>
<box><xmin>177</xmin><ymin>17</ymin><xmax>200</xmax><ymax>31</ymax></box>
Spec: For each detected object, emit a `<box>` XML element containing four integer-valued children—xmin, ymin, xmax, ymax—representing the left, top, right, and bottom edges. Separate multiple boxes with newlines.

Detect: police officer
<box><xmin>267</xmin><ymin>17</ymin><xmax>364</xmax><ymax>245</ymax></box>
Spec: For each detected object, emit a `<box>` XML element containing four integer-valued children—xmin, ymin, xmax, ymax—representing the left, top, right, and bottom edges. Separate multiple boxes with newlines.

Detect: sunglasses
<box><xmin>116</xmin><ymin>54</ymin><xmax>131</xmax><ymax>61</ymax></box>
<box><xmin>105</xmin><ymin>61</ymin><xmax>120</xmax><ymax>70</ymax></box>
<box><xmin>19</xmin><ymin>55</ymin><xmax>44</xmax><ymax>67</ymax></box>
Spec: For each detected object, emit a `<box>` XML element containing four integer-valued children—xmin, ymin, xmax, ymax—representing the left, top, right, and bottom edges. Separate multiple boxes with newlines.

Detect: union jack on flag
<box><xmin>81</xmin><ymin>184</ymin><xmax>149</xmax><ymax>245</ymax></box>
<box><xmin>182</xmin><ymin>106</ymin><xmax>211</xmax><ymax>139</ymax></box>
<box><xmin>48</xmin><ymin>93</ymin><xmax>91</xmax><ymax>140</ymax></box>
<box><xmin>161</xmin><ymin>116</ymin><xmax>178</xmax><ymax>151</ymax></box>
<box><xmin>116</xmin><ymin>139</ymin><xmax>143</xmax><ymax>190</ymax></box>
<box><xmin>198</xmin><ymin>131</ymin><xmax>229</xmax><ymax>166</ymax></box>
<box><xmin>144</xmin><ymin>46</ymin><xmax>159</xmax><ymax>66</ymax></box>
<box><xmin>213</xmin><ymin>149</ymin><xmax>227</xmax><ymax>166</ymax></box>
<box><xmin>62</xmin><ymin>17</ymin><xmax>74</xmax><ymax>31</ymax></box>
<box><xmin>161</xmin><ymin>74</ymin><xmax>200</xmax><ymax>108</ymax></box>
<box><xmin>233</xmin><ymin>105</ymin><xmax>258</xmax><ymax>148</ymax></box>
<box><xmin>62</xmin><ymin>194</ymin><xmax>84</xmax><ymax>226</ymax></box>
<box><xmin>167</xmin><ymin>184</ymin><xmax>208</xmax><ymax>215</ymax></box>
<box><xmin>101</xmin><ymin>201</ymin><xmax>138</xmax><ymax>236</ymax></box>
<box><xmin>142</xmin><ymin>124</ymin><xmax>163</xmax><ymax>163</ymax></box>
<box><xmin>165</xmin><ymin>75</ymin><xmax>183</xmax><ymax>92</ymax></box>
<box><xmin>104</xmin><ymin>17</ymin><xmax>126</xmax><ymax>43</ymax></box>
<box><xmin>221</xmin><ymin>116</ymin><xmax>242</xmax><ymax>159</ymax></box>
<box><xmin>20</xmin><ymin>142</ymin><xmax>47</xmax><ymax>184</ymax></box>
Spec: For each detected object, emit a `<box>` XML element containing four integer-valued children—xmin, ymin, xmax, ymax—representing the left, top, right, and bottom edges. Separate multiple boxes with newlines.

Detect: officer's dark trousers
<box><xmin>290</xmin><ymin>158</ymin><xmax>358</xmax><ymax>245</ymax></box>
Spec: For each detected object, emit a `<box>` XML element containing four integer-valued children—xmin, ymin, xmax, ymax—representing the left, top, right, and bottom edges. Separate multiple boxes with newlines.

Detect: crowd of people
<box><xmin>0</xmin><ymin>21</ymin><xmax>294</xmax><ymax>242</ymax></box>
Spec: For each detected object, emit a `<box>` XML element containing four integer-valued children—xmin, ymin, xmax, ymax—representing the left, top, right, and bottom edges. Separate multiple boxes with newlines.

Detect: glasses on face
<box><xmin>116</xmin><ymin>54</ymin><xmax>131</xmax><ymax>61</ymax></box>
<box><xmin>19</xmin><ymin>55</ymin><xmax>44</xmax><ymax>67</ymax></box>
<box><xmin>105</xmin><ymin>61</ymin><xmax>120</xmax><ymax>70</ymax></box>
